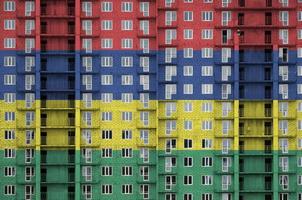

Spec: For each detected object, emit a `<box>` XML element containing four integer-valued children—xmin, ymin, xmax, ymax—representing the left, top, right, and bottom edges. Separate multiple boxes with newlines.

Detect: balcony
<box><xmin>68</xmin><ymin>193</ymin><xmax>75</xmax><ymax>200</ymax></box>
<box><xmin>41</xmin><ymin>101</ymin><xmax>75</xmax><ymax>109</ymax></box>
<box><xmin>41</xmin><ymin>192</ymin><xmax>47</xmax><ymax>200</ymax></box>
<box><xmin>40</xmin><ymin>118</ymin><xmax>75</xmax><ymax>128</ymax></box>
<box><xmin>264</xmin><ymin>126</ymin><xmax>272</xmax><ymax>136</ymax></box>
<box><xmin>264</xmin><ymin>145</ymin><xmax>272</xmax><ymax>154</ymax></box>
<box><xmin>265</xmin><ymin>164</ymin><xmax>272</xmax><ymax>173</ymax></box>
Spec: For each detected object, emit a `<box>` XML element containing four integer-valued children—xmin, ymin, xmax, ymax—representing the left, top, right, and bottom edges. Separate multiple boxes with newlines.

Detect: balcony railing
<box><xmin>264</xmin><ymin>145</ymin><xmax>272</xmax><ymax>154</ymax></box>
<box><xmin>265</xmin><ymin>108</ymin><xmax>272</xmax><ymax>117</ymax></box>
<box><xmin>41</xmin><ymin>192</ymin><xmax>47</xmax><ymax>200</ymax></box>
<box><xmin>265</xmin><ymin>164</ymin><xmax>272</xmax><ymax>172</ymax></box>
<box><xmin>68</xmin><ymin>155</ymin><xmax>75</xmax><ymax>163</ymax></box>
<box><xmin>69</xmin><ymin>118</ymin><xmax>75</xmax><ymax>126</ymax></box>
<box><xmin>264</xmin><ymin>127</ymin><xmax>272</xmax><ymax>136</ymax></box>
<box><xmin>41</xmin><ymin>118</ymin><xmax>47</xmax><ymax>126</ymax></box>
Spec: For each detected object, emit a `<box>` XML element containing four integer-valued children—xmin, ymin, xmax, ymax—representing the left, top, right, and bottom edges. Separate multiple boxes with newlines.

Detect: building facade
<box><xmin>0</xmin><ymin>0</ymin><xmax>302</xmax><ymax>200</ymax></box>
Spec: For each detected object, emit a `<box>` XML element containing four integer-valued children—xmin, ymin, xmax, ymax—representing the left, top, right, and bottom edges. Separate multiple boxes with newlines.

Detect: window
<box><xmin>184</xmin><ymin>48</ymin><xmax>193</xmax><ymax>58</ymax></box>
<box><xmin>298</xmin><ymin>66</ymin><xmax>302</xmax><ymax>76</ymax></box>
<box><xmin>25</xmin><ymin>166</ymin><xmax>34</xmax><ymax>181</ymax></box>
<box><xmin>101</xmin><ymin>75</ymin><xmax>113</xmax><ymax>85</ymax></box>
<box><xmin>184</xmin><ymin>120</ymin><xmax>193</xmax><ymax>130</ymax></box>
<box><xmin>121</xmin><ymin>39</ymin><xmax>133</xmax><ymax>49</ymax></box>
<box><xmin>82</xmin><ymin>1</ymin><xmax>92</xmax><ymax>16</ymax></box>
<box><xmin>184</xmin><ymin>29</ymin><xmax>193</xmax><ymax>39</ymax></box>
<box><xmin>183</xmin><ymin>176</ymin><xmax>193</xmax><ymax>185</ymax></box>
<box><xmin>82</xmin><ymin>20</ymin><xmax>92</xmax><ymax>35</ymax></box>
<box><xmin>184</xmin><ymin>139</ymin><xmax>193</xmax><ymax>149</ymax></box>
<box><xmin>121</xmin><ymin>166</ymin><xmax>133</xmax><ymax>176</ymax></box>
<box><xmin>202</xmin><ymin>11</ymin><xmax>213</xmax><ymax>21</ymax></box>
<box><xmin>140</xmin><ymin>2</ymin><xmax>149</xmax><ymax>16</ymax></box>
<box><xmin>201</xmin><ymin>194</ymin><xmax>213</xmax><ymax>200</ymax></box>
<box><xmin>121</xmin><ymin>2</ymin><xmax>133</xmax><ymax>12</ymax></box>
<box><xmin>222</xmin><ymin>48</ymin><xmax>231</xmax><ymax>62</ymax></box>
<box><xmin>201</xmin><ymin>157</ymin><xmax>213</xmax><ymax>167</ymax></box>
<box><xmin>101</xmin><ymin>112</ymin><xmax>112</xmax><ymax>121</ymax></box>
<box><xmin>4</xmin><ymin>38</ymin><xmax>16</xmax><ymax>48</ymax></box>
<box><xmin>5</xmin><ymin>130</ymin><xmax>15</xmax><ymax>140</ymax></box>
<box><xmin>279</xmin><ymin>175</ymin><xmax>289</xmax><ymax>190</ymax></box>
<box><xmin>100</xmin><ymin>56</ymin><xmax>113</xmax><ymax>67</ymax></box>
<box><xmin>4</xmin><ymin>149</ymin><xmax>15</xmax><ymax>158</ymax></box>
<box><xmin>298</xmin><ymin>84</ymin><xmax>302</xmax><ymax>94</ymax></box>
<box><xmin>3</xmin><ymin>56</ymin><xmax>16</xmax><ymax>67</ymax></box>
<box><xmin>184</xmin><ymin>11</ymin><xmax>193</xmax><ymax>21</ymax></box>
<box><xmin>4</xmin><ymin>93</ymin><xmax>15</xmax><ymax>103</ymax></box>
<box><xmin>82</xmin><ymin>75</ymin><xmax>92</xmax><ymax>90</ymax></box>
<box><xmin>122</xmin><ymin>130</ymin><xmax>132</xmax><ymax>139</ymax></box>
<box><xmin>4</xmin><ymin>167</ymin><xmax>15</xmax><ymax>177</ymax></box>
<box><xmin>298</xmin><ymin>48</ymin><xmax>302</xmax><ymax>58</ymax></box>
<box><xmin>101</xmin><ymin>148</ymin><xmax>112</xmax><ymax>158</ymax></box>
<box><xmin>101</xmin><ymin>93</ymin><xmax>113</xmax><ymax>103</ymax></box>
<box><xmin>298</xmin><ymin>157</ymin><xmax>302</xmax><ymax>167</ymax></box>
<box><xmin>201</xmin><ymin>84</ymin><xmax>213</xmax><ymax>94</ymax></box>
<box><xmin>202</xmin><ymin>102</ymin><xmax>213</xmax><ymax>112</ymax></box>
<box><xmin>121</xmin><ymin>148</ymin><xmax>132</xmax><ymax>158</ymax></box>
<box><xmin>25</xmin><ymin>1</ymin><xmax>35</xmax><ymax>16</ymax></box>
<box><xmin>101</xmin><ymin>184</ymin><xmax>112</xmax><ymax>194</ymax></box>
<box><xmin>184</xmin><ymin>102</ymin><xmax>193</xmax><ymax>112</ymax></box>
<box><xmin>121</xmin><ymin>93</ymin><xmax>133</xmax><ymax>103</ymax></box>
<box><xmin>279</xmin><ymin>29</ymin><xmax>288</xmax><ymax>44</ymax></box>
<box><xmin>82</xmin><ymin>166</ymin><xmax>92</xmax><ymax>181</ymax></box>
<box><xmin>280</xmin><ymin>11</ymin><xmax>289</xmax><ymax>26</ymax></box>
<box><xmin>298</xmin><ymin>29</ymin><xmax>302</xmax><ymax>40</ymax></box>
<box><xmin>25</xmin><ymin>20</ymin><xmax>35</xmax><ymax>35</ymax></box>
<box><xmin>101</xmin><ymin>2</ymin><xmax>112</xmax><ymax>12</ymax></box>
<box><xmin>101</xmin><ymin>39</ymin><xmax>113</xmax><ymax>48</ymax></box>
<box><xmin>121</xmin><ymin>20</ymin><xmax>133</xmax><ymax>30</ymax></box>
<box><xmin>82</xmin><ymin>38</ymin><xmax>92</xmax><ymax>52</ymax></box>
<box><xmin>121</xmin><ymin>112</ymin><xmax>132</xmax><ymax>121</ymax></box>
<box><xmin>4</xmin><ymin>20</ymin><xmax>15</xmax><ymax>30</ymax></box>
<box><xmin>82</xmin><ymin>185</ymin><xmax>92</xmax><ymax>199</ymax></box>
<box><xmin>121</xmin><ymin>57</ymin><xmax>133</xmax><ymax>67</ymax></box>
<box><xmin>201</xmin><ymin>66</ymin><xmax>213</xmax><ymax>76</ymax></box>
<box><xmin>184</xmin><ymin>157</ymin><xmax>193</xmax><ymax>167</ymax></box>
<box><xmin>201</xmin><ymin>48</ymin><xmax>213</xmax><ymax>58</ymax></box>
<box><xmin>202</xmin><ymin>29</ymin><xmax>213</xmax><ymax>39</ymax></box>
<box><xmin>183</xmin><ymin>84</ymin><xmax>193</xmax><ymax>94</ymax></box>
<box><xmin>121</xmin><ymin>75</ymin><xmax>133</xmax><ymax>85</ymax></box>
<box><xmin>82</xmin><ymin>57</ymin><xmax>92</xmax><ymax>72</ymax></box>
<box><xmin>121</xmin><ymin>184</ymin><xmax>133</xmax><ymax>194</ymax></box>
<box><xmin>4</xmin><ymin>1</ymin><xmax>15</xmax><ymax>11</ymax></box>
<box><xmin>101</xmin><ymin>130</ymin><xmax>112</xmax><ymax>140</ymax></box>
<box><xmin>4</xmin><ymin>185</ymin><xmax>15</xmax><ymax>195</ymax></box>
<box><xmin>25</xmin><ymin>149</ymin><xmax>34</xmax><ymax>163</ymax></box>
<box><xmin>5</xmin><ymin>112</ymin><xmax>15</xmax><ymax>121</ymax></box>
<box><xmin>201</xmin><ymin>139</ymin><xmax>212</xmax><ymax>149</ymax></box>
<box><xmin>101</xmin><ymin>20</ymin><xmax>113</xmax><ymax>30</ymax></box>
<box><xmin>25</xmin><ymin>56</ymin><xmax>35</xmax><ymax>71</ymax></box>
<box><xmin>165</xmin><ymin>29</ymin><xmax>177</xmax><ymax>44</ymax></box>
<box><xmin>201</xmin><ymin>175</ymin><xmax>213</xmax><ymax>185</ymax></box>
<box><xmin>222</xmin><ymin>11</ymin><xmax>231</xmax><ymax>26</ymax></box>
<box><xmin>101</xmin><ymin>166</ymin><xmax>112</xmax><ymax>176</ymax></box>
<box><xmin>298</xmin><ymin>11</ymin><xmax>302</xmax><ymax>21</ymax></box>
<box><xmin>183</xmin><ymin>66</ymin><xmax>193</xmax><ymax>76</ymax></box>
<box><xmin>202</xmin><ymin>120</ymin><xmax>213</xmax><ymax>130</ymax></box>
<box><xmin>298</xmin><ymin>175</ymin><xmax>302</xmax><ymax>185</ymax></box>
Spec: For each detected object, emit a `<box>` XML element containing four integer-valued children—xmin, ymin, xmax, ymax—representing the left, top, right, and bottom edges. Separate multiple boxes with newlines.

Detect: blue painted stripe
<box><xmin>0</xmin><ymin>50</ymin><xmax>300</xmax><ymax>100</ymax></box>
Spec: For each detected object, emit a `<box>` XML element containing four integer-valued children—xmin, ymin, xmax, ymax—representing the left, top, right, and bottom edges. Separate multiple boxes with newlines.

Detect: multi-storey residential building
<box><xmin>0</xmin><ymin>0</ymin><xmax>302</xmax><ymax>200</ymax></box>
